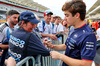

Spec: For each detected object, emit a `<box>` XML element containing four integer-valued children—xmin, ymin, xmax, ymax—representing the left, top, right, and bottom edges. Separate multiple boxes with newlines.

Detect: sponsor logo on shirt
<box><xmin>86</xmin><ymin>42</ymin><xmax>94</xmax><ymax>50</ymax></box>
<box><xmin>9</xmin><ymin>35</ymin><xmax>25</xmax><ymax>48</ymax></box>
<box><xmin>74</xmin><ymin>34</ymin><xmax>78</xmax><ymax>38</ymax></box>
<box><xmin>67</xmin><ymin>38</ymin><xmax>75</xmax><ymax>49</ymax></box>
<box><xmin>83</xmin><ymin>30</ymin><xmax>86</xmax><ymax>33</ymax></box>
<box><xmin>8</xmin><ymin>49</ymin><xmax>21</xmax><ymax>59</ymax></box>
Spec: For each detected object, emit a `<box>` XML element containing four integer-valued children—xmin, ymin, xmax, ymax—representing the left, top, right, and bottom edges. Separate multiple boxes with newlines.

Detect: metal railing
<box><xmin>16</xmin><ymin>56</ymin><xmax>35</xmax><ymax>66</ymax></box>
<box><xmin>16</xmin><ymin>33</ymin><xmax>68</xmax><ymax>66</ymax></box>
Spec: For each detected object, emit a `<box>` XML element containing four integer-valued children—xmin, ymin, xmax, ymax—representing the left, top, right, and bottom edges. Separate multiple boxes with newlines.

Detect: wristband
<box><xmin>52</xmin><ymin>45</ymin><xmax>54</xmax><ymax>49</ymax></box>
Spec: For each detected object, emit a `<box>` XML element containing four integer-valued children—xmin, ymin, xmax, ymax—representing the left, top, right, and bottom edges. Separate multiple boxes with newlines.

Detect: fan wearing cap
<box><xmin>50</xmin><ymin>14</ymin><xmax>56</xmax><ymax>23</ymax></box>
<box><xmin>50</xmin><ymin>14</ymin><xmax>56</xmax><ymax>34</ymax></box>
<box><xmin>7</xmin><ymin>11</ymin><xmax>50</xmax><ymax>64</ymax></box>
<box><xmin>37</xmin><ymin>10</ymin><xmax>57</xmax><ymax>40</ymax></box>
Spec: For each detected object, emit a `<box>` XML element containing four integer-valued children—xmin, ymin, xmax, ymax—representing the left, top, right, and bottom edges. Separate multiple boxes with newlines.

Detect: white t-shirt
<box><xmin>37</xmin><ymin>21</ymin><xmax>53</xmax><ymax>34</ymax></box>
<box><xmin>96</xmin><ymin>28</ymin><xmax>100</xmax><ymax>40</ymax></box>
<box><xmin>63</xmin><ymin>26</ymin><xmax>67</xmax><ymax>30</ymax></box>
<box><xmin>53</xmin><ymin>23</ymin><xmax>64</xmax><ymax>34</ymax></box>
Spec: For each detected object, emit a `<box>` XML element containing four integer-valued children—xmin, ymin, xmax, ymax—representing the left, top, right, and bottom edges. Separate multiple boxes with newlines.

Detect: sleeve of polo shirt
<box><xmin>81</xmin><ymin>34</ymin><xmax>96</xmax><ymax>60</ymax></box>
<box><xmin>0</xmin><ymin>30</ymin><xmax>5</xmax><ymax>44</ymax></box>
<box><xmin>27</xmin><ymin>33</ymin><xmax>50</xmax><ymax>56</ymax></box>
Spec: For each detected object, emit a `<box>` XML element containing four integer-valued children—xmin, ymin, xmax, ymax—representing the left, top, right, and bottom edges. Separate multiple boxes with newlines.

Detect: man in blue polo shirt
<box><xmin>46</xmin><ymin>0</ymin><xmax>96</xmax><ymax>66</ymax></box>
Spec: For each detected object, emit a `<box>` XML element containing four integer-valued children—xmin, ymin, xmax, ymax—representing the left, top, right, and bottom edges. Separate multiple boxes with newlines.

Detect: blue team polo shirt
<box><xmin>8</xmin><ymin>28</ymin><xmax>50</xmax><ymax>62</ymax></box>
<box><xmin>62</xmin><ymin>24</ymin><xmax>96</xmax><ymax>66</ymax></box>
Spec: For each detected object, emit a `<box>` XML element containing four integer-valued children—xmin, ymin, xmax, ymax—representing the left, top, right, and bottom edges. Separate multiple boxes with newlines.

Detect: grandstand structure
<box><xmin>86</xmin><ymin>0</ymin><xmax>100</xmax><ymax>20</ymax></box>
<box><xmin>0</xmin><ymin>0</ymin><xmax>49</xmax><ymax>23</ymax></box>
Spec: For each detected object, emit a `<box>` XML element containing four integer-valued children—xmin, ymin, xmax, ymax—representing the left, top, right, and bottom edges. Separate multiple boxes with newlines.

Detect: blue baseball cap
<box><xmin>20</xmin><ymin>11</ymin><xmax>40</xmax><ymax>24</ymax></box>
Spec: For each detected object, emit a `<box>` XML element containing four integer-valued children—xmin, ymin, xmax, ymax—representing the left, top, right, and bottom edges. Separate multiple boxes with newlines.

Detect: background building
<box><xmin>86</xmin><ymin>0</ymin><xmax>100</xmax><ymax>20</ymax></box>
<box><xmin>0</xmin><ymin>0</ymin><xmax>49</xmax><ymax>23</ymax></box>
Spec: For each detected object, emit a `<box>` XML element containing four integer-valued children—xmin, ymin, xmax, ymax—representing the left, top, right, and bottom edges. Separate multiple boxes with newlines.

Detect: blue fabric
<box><xmin>27</xmin><ymin>32</ymin><xmax>50</xmax><ymax>56</ymax></box>
<box><xmin>8</xmin><ymin>28</ymin><xmax>50</xmax><ymax>62</ymax></box>
<box><xmin>7</xmin><ymin>28</ymin><xmax>10</xmax><ymax>40</ymax></box>
<box><xmin>51</xmin><ymin>23</ymin><xmax>54</xmax><ymax>29</ymax></box>
<box><xmin>20</xmin><ymin>11</ymin><xmax>40</xmax><ymax>24</ymax></box>
<box><xmin>62</xmin><ymin>24</ymin><xmax>96</xmax><ymax>66</ymax></box>
<box><xmin>42</xmin><ymin>20</ymin><xmax>45</xmax><ymax>32</ymax></box>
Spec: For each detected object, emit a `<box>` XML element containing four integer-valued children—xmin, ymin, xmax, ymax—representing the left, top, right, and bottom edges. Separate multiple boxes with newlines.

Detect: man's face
<box><xmin>24</xmin><ymin>22</ymin><xmax>36</xmax><ymax>32</ymax></box>
<box><xmin>44</xmin><ymin>14</ymin><xmax>52</xmax><ymax>23</ymax></box>
<box><xmin>51</xmin><ymin>17</ymin><xmax>56</xmax><ymax>23</ymax></box>
<box><xmin>55</xmin><ymin>18</ymin><xmax>61</xmax><ymax>24</ymax></box>
<box><xmin>9</xmin><ymin>14</ymin><xmax>19</xmax><ymax>25</ymax></box>
<box><xmin>64</xmin><ymin>10</ymin><xmax>76</xmax><ymax>26</ymax></box>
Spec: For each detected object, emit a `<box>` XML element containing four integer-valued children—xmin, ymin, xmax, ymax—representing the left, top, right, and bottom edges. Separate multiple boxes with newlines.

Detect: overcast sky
<box><xmin>33</xmin><ymin>0</ymin><xmax>97</xmax><ymax>19</ymax></box>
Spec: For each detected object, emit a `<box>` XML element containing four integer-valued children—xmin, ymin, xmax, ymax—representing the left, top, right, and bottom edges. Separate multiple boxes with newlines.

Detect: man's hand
<box><xmin>42</xmin><ymin>38</ymin><xmax>48</xmax><ymax>46</ymax></box>
<box><xmin>41</xmin><ymin>33</ymin><xmax>57</xmax><ymax>40</ymax></box>
<box><xmin>5</xmin><ymin>57</ymin><xmax>16</xmax><ymax>66</ymax></box>
<box><xmin>50</xmin><ymin>51</ymin><xmax>62</xmax><ymax>59</ymax></box>
<box><xmin>49</xmin><ymin>34</ymin><xmax>57</xmax><ymax>40</ymax></box>
<box><xmin>45</xmin><ymin>41</ymin><xmax>53</xmax><ymax>49</ymax></box>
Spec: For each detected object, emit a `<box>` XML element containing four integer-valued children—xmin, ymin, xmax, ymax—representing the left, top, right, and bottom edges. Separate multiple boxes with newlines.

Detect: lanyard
<box><xmin>6</xmin><ymin>22</ymin><xmax>14</xmax><ymax>31</ymax></box>
<box><xmin>47</xmin><ymin>25</ymin><xmax>51</xmax><ymax>34</ymax></box>
<box><xmin>56</xmin><ymin>25</ymin><xmax>59</xmax><ymax>33</ymax></box>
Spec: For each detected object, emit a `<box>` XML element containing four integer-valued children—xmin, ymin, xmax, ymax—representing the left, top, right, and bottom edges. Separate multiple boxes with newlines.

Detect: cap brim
<box><xmin>48</xmin><ymin>12</ymin><xmax>53</xmax><ymax>15</ymax></box>
<box><xmin>30</xmin><ymin>19</ymin><xmax>40</xmax><ymax>24</ymax></box>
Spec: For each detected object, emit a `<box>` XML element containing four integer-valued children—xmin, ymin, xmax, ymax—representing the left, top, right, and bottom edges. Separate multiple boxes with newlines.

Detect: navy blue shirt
<box><xmin>62</xmin><ymin>24</ymin><xmax>96</xmax><ymax>66</ymax></box>
<box><xmin>8</xmin><ymin>28</ymin><xmax>50</xmax><ymax>62</ymax></box>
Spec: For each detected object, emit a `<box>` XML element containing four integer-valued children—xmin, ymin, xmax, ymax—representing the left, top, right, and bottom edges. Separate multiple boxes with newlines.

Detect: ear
<box><xmin>22</xmin><ymin>21</ymin><xmax>24</xmax><ymax>24</ymax></box>
<box><xmin>21</xmin><ymin>21</ymin><xmax>26</xmax><ymax>27</ymax></box>
<box><xmin>75</xmin><ymin>13</ymin><xmax>80</xmax><ymax>18</ymax></box>
<box><xmin>6</xmin><ymin>16</ymin><xmax>10</xmax><ymax>19</ymax></box>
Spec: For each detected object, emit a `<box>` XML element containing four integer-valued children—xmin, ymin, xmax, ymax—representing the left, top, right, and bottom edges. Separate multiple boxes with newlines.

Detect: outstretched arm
<box><xmin>0</xmin><ymin>44</ymin><xmax>9</xmax><ymax>49</ymax></box>
<box><xmin>46</xmin><ymin>41</ymin><xmax>66</xmax><ymax>51</ymax></box>
<box><xmin>50</xmin><ymin>51</ymin><xmax>92</xmax><ymax>66</ymax></box>
<box><xmin>41</xmin><ymin>33</ymin><xmax>57</xmax><ymax>40</ymax></box>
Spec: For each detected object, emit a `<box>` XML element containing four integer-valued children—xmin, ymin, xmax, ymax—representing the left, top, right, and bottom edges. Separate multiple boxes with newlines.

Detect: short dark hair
<box><xmin>55</xmin><ymin>16</ymin><xmax>61</xmax><ymax>20</ymax></box>
<box><xmin>6</xmin><ymin>10</ymin><xmax>20</xmax><ymax>17</ymax></box>
<box><xmin>62</xmin><ymin>0</ymin><xmax>86</xmax><ymax>20</ymax></box>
